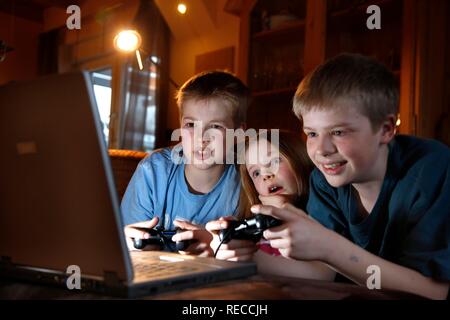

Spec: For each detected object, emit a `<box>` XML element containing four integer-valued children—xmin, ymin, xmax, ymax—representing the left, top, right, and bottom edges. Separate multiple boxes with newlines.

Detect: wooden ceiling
<box><xmin>0</xmin><ymin>0</ymin><xmax>83</xmax><ymax>22</ymax></box>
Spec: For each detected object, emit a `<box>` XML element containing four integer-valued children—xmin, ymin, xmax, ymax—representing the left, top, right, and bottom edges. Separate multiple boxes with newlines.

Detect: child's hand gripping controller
<box><xmin>218</xmin><ymin>214</ymin><xmax>282</xmax><ymax>244</ymax></box>
<box><xmin>132</xmin><ymin>227</ymin><xmax>195</xmax><ymax>252</ymax></box>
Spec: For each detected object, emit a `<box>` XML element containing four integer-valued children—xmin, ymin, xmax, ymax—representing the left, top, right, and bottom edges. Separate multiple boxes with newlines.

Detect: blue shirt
<box><xmin>307</xmin><ymin>135</ymin><xmax>450</xmax><ymax>281</ymax></box>
<box><xmin>120</xmin><ymin>145</ymin><xmax>241</xmax><ymax>230</ymax></box>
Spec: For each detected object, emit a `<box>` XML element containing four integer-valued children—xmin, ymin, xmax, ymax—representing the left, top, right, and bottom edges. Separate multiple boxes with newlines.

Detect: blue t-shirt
<box><xmin>120</xmin><ymin>145</ymin><xmax>241</xmax><ymax>230</ymax></box>
<box><xmin>307</xmin><ymin>135</ymin><xmax>450</xmax><ymax>281</ymax></box>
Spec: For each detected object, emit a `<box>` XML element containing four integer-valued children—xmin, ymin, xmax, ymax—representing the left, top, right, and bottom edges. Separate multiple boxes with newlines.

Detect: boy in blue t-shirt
<box><xmin>248</xmin><ymin>54</ymin><xmax>450</xmax><ymax>299</ymax></box>
<box><xmin>121</xmin><ymin>71</ymin><xmax>249</xmax><ymax>254</ymax></box>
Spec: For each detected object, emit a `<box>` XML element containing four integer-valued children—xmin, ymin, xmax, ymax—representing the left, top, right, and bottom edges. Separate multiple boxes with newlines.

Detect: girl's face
<box><xmin>245</xmin><ymin>139</ymin><xmax>298</xmax><ymax>197</ymax></box>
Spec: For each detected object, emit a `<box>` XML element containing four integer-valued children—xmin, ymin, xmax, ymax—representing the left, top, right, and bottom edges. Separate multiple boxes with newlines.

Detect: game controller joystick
<box><xmin>219</xmin><ymin>214</ymin><xmax>282</xmax><ymax>244</ymax></box>
<box><xmin>132</xmin><ymin>228</ymin><xmax>195</xmax><ymax>252</ymax></box>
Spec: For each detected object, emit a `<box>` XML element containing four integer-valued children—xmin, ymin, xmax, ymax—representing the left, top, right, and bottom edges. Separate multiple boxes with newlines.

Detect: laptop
<box><xmin>0</xmin><ymin>72</ymin><xmax>256</xmax><ymax>298</ymax></box>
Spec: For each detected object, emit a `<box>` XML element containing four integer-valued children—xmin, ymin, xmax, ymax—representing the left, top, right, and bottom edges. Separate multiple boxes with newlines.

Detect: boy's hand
<box><xmin>258</xmin><ymin>194</ymin><xmax>298</xmax><ymax>208</ymax></box>
<box><xmin>251</xmin><ymin>203</ymin><xmax>333</xmax><ymax>262</ymax></box>
<box><xmin>123</xmin><ymin>217</ymin><xmax>159</xmax><ymax>251</ymax></box>
<box><xmin>206</xmin><ymin>217</ymin><xmax>258</xmax><ymax>262</ymax></box>
<box><xmin>172</xmin><ymin>220</ymin><xmax>213</xmax><ymax>257</ymax></box>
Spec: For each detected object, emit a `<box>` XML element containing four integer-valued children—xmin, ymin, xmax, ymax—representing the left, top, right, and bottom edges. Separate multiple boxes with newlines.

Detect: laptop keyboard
<box><xmin>133</xmin><ymin>261</ymin><xmax>200</xmax><ymax>278</ymax></box>
<box><xmin>130</xmin><ymin>251</ymin><xmax>205</xmax><ymax>282</ymax></box>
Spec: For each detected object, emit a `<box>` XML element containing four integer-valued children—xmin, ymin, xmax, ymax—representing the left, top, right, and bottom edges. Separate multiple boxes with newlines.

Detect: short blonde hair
<box><xmin>176</xmin><ymin>70</ymin><xmax>250</xmax><ymax>126</ymax></box>
<box><xmin>293</xmin><ymin>53</ymin><xmax>399</xmax><ymax>131</ymax></box>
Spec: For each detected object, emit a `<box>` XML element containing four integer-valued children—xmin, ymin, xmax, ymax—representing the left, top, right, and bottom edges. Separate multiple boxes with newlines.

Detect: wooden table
<box><xmin>0</xmin><ymin>274</ymin><xmax>423</xmax><ymax>300</ymax></box>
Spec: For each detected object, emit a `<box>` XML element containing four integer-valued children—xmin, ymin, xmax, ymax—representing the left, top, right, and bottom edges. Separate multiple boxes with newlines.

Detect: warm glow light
<box><xmin>150</xmin><ymin>56</ymin><xmax>159</xmax><ymax>64</ymax></box>
<box><xmin>177</xmin><ymin>3</ymin><xmax>187</xmax><ymax>15</ymax></box>
<box><xmin>136</xmin><ymin>50</ymin><xmax>143</xmax><ymax>70</ymax></box>
<box><xmin>396</xmin><ymin>113</ymin><xmax>401</xmax><ymax>127</ymax></box>
<box><xmin>113</xmin><ymin>30</ymin><xmax>142</xmax><ymax>52</ymax></box>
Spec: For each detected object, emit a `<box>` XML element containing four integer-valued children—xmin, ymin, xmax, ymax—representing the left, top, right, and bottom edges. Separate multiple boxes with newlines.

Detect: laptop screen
<box><xmin>0</xmin><ymin>72</ymin><xmax>132</xmax><ymax>282</ymax></box>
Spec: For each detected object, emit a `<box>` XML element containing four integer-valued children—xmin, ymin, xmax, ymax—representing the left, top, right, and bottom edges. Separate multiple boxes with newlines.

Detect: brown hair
<box><xmin>238</xmin><ymin>130</ymin><xmax>313</xmax><ymax>219</ymax></box>
<box><xmin>176</xmin><ymin>70</ymin><xmax>250</xmax><ymax>126</ymax></box>
<box><xmin>293</xmin><ymin>53</ymin><xmax>399</xmax><ymax>131</ymax></box>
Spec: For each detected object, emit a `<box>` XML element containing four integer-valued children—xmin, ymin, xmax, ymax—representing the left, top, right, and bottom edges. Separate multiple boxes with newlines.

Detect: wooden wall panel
<box><xmin>195</xmin><ymin>46</ymin><xmax>235</xmax><ymax>74</ymax></box>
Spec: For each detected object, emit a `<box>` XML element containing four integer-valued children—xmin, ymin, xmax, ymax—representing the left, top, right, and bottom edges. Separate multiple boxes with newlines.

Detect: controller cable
<box><xmin>213</xmin><ymin>232</ymin><xmax>230</xmax><ymax>258</ymax></box>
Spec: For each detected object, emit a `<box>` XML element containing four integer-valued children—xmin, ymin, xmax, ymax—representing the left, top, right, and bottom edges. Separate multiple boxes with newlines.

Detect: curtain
<box><xmin>119</xmin><ymin>0</ymin><xmax>170</xmax><ymax>151</ymax></box>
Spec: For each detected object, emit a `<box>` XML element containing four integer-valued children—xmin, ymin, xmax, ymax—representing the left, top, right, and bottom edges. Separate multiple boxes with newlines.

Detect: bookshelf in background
<box><xmin>247</xmin><ymin>0</ymin><xmax>307</xmax><ymax>132</ymax></box>
<box><xmin>228</xmin><ymin>0</ymin><xmax>450</xmax><ymax>141</ymax></box>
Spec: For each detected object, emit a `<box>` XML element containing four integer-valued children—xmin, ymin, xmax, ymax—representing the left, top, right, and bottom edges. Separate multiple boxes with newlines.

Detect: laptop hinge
<box><xmin>104</xmin><ymin>271</ymin><xmax>121</xmax><ymax>288</ymax></box>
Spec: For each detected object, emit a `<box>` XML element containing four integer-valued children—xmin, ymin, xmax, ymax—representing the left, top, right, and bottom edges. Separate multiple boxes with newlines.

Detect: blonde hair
<box><xmin>176</xmin><ymin>70</ymin><xmax>250</xmax><ymax>126</ymax></box>
<box><xmin>293</xmin><ymin>53</ymin><xmax>399</xmax><ymax>131</ymax></box>
<box><xmin>238</xmin><ymin>131</ymin><xmax>313</xmax><ymax>219</ymax></box>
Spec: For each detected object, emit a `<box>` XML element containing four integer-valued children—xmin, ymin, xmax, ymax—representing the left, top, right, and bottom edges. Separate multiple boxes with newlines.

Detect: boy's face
<box><xmin>246</xmin><ymin>139</ymin><xmax>298</xmax><ymax>197</ymax></box>
<box><xmin>180</xmin><ymin>98</ymin><xmax>237</xmax><ymax>170</ymax></box>
<box><xmin>302</xmin><ymin>103</ymin><xmax>393</xmax><ymax>188</ymax></box>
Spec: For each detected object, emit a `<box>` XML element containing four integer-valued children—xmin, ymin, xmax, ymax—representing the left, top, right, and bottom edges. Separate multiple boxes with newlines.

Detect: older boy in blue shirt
<box><xmin>121</xmin><ymin>71</ymin><xmax>249</xmax><ymax>254</ymax></box>
<box><xmin>250</xmin><ymin>54</ymin><xmax>450</xmax><ymax>299</ymax></box>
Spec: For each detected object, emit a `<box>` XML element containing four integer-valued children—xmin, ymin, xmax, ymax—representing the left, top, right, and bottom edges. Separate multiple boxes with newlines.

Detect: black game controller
<box><xmin>132</xmin><ymin>227</ymin><xmax>195</xmax><ymax>252</ymax></box>
<box><xmin>219</xmin><ymin>214</ymin><xmax>282</xmax><ymax>244</ymax></box>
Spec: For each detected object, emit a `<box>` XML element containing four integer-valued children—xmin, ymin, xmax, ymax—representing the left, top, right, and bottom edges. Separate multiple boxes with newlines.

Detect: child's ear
<box><xmin>379</xmin><ymin>114</ymin><xmax>397</xmax><ymax>144</ymax></box>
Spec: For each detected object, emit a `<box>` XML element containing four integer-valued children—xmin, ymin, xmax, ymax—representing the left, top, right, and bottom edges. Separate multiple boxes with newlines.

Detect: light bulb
<box><xmin>113</xmin><ymin>30</ymin><xmax>142</xmax><ymax>53</ymax></box>
<box><xmin>177</xmin><ymin>3</ymin><xmax>187</xmax><ymax>15</ymax></box>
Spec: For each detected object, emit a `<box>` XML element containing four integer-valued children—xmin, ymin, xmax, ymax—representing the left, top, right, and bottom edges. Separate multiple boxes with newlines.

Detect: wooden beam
<box><xmin>235</xmin><ymin>0</ymin><xmax>256</xmax><ymax>83</ymax></box>
<box><xmin>303</xmin><ymin>0</ymin><xmax>327</xmax><ymax>75</ymax></box>
<box><xmin>399</xmin><ymin>0</ymin><xmax>417</xmax><ymax>135</ymax></box>
<box><xmin>195</xmin><ymin>46</ymin><xmax>235</xmax><ymax>74</ymax></box>
<box><xmin>414</xmin><ymin>0</ymin><xmax>447</xmax><ymax>138</ymax></box>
